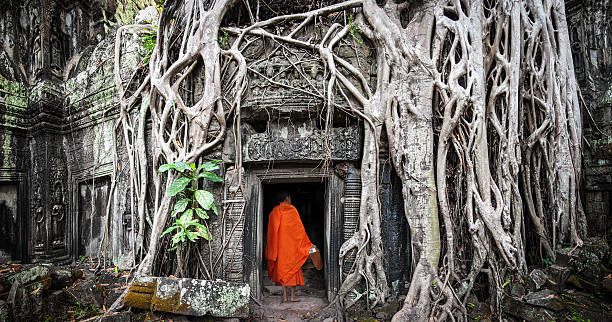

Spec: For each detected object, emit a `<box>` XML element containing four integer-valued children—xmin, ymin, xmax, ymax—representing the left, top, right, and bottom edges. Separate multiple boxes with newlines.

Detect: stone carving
<box><xmin>244</xmin><ymin>127</ymin><xmax>360</xmax><ymax>162</ymax></box>
<box><xmin>222</xmin><ymin>167</ymin><xmax>245</xmax><ymax>282</ymax></box>
<box><xmin>243</xmin><ymin>56</ymin><xmax>326</xmax><ymax>111</ymax></box>
<box><xmin>50</xmin><ymin>181</ymin><xmax>65</xmax><ymax>248</ymax></box>
<box><xmin>33</xmin><ymin>185</ymin><xmax>45</xmax><ymax>251</ymax></box>
<box><xmin>340</xmin><ymin>164</ymin><xmax>360</xmax><ymax>274</ymax></box>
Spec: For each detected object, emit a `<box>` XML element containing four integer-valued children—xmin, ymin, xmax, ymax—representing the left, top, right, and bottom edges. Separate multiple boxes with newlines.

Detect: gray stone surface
<box><xmin>524</xmin><ymin>289</ymin><xmax>564</xmax><ymax>311</ymax></box>
<box><xmin>63</xmin><ymin>280</ymin><xmax>105</xmax><ymax>307</ymax></box>
<box><xmin>124</xmin><ymin>277</ymin><xmax>250</xmax><ymax>318</ymax></box>
<box><xmin>528</xmin><ymin>269</ymin><xmax>549</xmax><ymax>290</ymax></box>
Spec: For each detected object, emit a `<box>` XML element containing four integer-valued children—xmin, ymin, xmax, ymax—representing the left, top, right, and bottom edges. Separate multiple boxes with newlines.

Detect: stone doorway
<box><xmin>262</xmin><ymin>182</ymin><xmax>327</xmax><ymax>299</ymax></box>
<box><xmin>243</xmin><ymin>167</ymin><xmax>343</xmax><ymax>302</ymax></box>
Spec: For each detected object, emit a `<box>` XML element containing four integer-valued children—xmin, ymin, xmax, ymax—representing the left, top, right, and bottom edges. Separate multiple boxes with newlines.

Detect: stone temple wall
<box><xmin>567</xmin><ymin>0</ymin><xmax>612</xmax><ymax>239</ymax></box>
<box><xmin>0</xmin><ymin>0</ymin><xmax>414</xmax><ymax>297</ymax></box>
<box><xmin>0</xmin><ymin>0</ymin><xmax>138</xmax><ymax>265</ymax></box>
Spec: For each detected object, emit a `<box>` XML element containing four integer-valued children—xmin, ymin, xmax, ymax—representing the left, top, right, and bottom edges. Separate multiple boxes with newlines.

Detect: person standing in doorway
<box><xmin>265</xmin><ymin>191</ymin><xmax>317</xmax><ymax>303</ymax></box>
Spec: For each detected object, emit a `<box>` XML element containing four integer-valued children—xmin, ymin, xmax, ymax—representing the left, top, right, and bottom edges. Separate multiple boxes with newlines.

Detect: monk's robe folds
<box><xmin>265</xmin><ymin>202</ymin><xmax>313</xmax><ymax>286</ymax></box>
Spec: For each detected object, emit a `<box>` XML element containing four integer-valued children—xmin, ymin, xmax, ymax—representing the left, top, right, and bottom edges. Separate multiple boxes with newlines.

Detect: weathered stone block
<box><xmin>98</xmin><ymin>311</ymin><xmax>134</xmax><ymax>322</ymax></box>
<box><xmin>528</xmin><ymin>269</ymin><xmax>549</xmax><ymax>290</ymax></box>
<box><xmin>503</xmin><ymin>296</ymin><xmax>556</xmax><ymax>321</ymax></box>
<box><xmin>524</xmin><ymin>289</ymin><xmax>564</xmax><ymax>311</ymax></box>
<box><xmin>63</xmin><ymin>280</ymin><xmax>104</xmax><ymax>307</ymax></box>
<box><xmin>4</xmin><ymin>265</ymin><xmax>51</xmax><ymax>294</ymax></box>
<box><xmin>545</xmin><ymin>264</ymin><xmax>572</xmax><ymax>285</ymax></box>
<box><xmin>124</xmin><ymin>277</ymin><xmax>250</xmax><ymax>318</ymax></box>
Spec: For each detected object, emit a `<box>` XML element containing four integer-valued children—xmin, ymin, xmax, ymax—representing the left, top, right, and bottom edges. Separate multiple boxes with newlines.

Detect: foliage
<box><xmin>347</xmin><ymin>14</ymin><xmax>364</xmax><ymax>45</ymax></box>
<box><xmin>159</xmin><ymin>160</ymin><xmax>223</xmax><ymax>251</ymax></box>
<box><xmin>69</xmin><ymin>302</ymin><xmax>99</xmax><ymax>320</ymax></box>
<box><xmin>543</xmin><ymin>258</ymin><xmax>553</xmax><ymax>268</ymax></box>
<box><xmin>218</xmin><ymin>30</ymin><xmax>230</xmax><ymax>49</ymax></box>
<box><xmin>140</xmin><ymin>29</ymin><xmax>157</xmax><ymax>66</ymax></box>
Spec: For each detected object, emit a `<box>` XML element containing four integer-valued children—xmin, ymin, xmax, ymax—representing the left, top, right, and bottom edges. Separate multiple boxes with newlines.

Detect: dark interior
<box><xmin>262</xmin><ymin>181</ymin><xmax>326</xmax><ymax>297</ymax></box>
<box><xmin>0</xmin><ymin>184</ymin><xmax>18</xmax><ymax>260</ymax></box>
<box><xmin>78</xmin><ymin>177</ymin><xmax>111</xmax><ymax>257</ymax></box>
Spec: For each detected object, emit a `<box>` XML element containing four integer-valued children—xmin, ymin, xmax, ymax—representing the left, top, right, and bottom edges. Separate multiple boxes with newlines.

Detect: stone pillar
<box><xmin>29</xmin><ymin>81</ymin><xmax>70</xmax><ymax>263</ymax></box>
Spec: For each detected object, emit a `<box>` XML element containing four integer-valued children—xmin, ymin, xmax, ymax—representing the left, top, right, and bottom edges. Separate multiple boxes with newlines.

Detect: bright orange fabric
<box><xmin>265</xmin><ymin>202</ymin><xmax>313</xmax><ymax>286</ymax></box>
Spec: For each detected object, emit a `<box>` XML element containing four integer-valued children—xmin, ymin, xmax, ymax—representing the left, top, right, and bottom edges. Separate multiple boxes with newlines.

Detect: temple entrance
<box><xmin>242</xmin><ymin>167</ymin><xmax>343</xmax><ymax>303</ymax></box>
<box><xmin>0</xmin><ymin>183</ymin><xmax>19</xmax><ymax>262</ymax></box>
<box><xmin>261</xmin><ymin>182</ymin><xmax>327</xmax><ymax>298</ymax></box>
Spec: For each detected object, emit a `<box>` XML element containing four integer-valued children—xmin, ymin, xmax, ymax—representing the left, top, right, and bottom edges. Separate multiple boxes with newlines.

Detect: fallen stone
<box><xmin>510</xmin><ymin>283</ymin><xmax>526</xmax><ymax>297</ymax></box>
<box><xmin>63</xmin><ymin>280</ymin><xmax>104</xmax><ymax>307</ymax></box>
<box><xmin>7</xmin><ymin>282</ymin><xmax>44</xmax><ymax>321</ymax></box>
<box><xmin>124</xmin><ymin>277</ymin><xmax>250</xmax><ymax>318</ymax></box>
<box><xmin>50</xmin><ymin>267</ymin><xmax>83</xmax><ymax>289</ymax></box>
<box><xmin>104</xmin><ymin>287</ymin><xmax>125</xmax><ymax>308</ymax></box>
<box><xmin>503</xmin><ymin>295</ymin><xmax>556</xmax><ymax>322</ymax></box>
<box><xmin>5</xmin><ymin>265</ymin><xmax>51</xmax><ymax>294</ymax></box>
<box><xmin>524</xmin><ymin>289</ymin><xmax>564</xmax><ymax>311</ymax></box>
<box><xmin>545</xmin><ymin>264</ymin><xmax>572</xmax><ymax>285</ymax></box>
<box><xmin>528</xmin><ymin>269</ymin><xmax>549</xmax><ymax>290</ymax></box>
<box><xmin>98</xmin><ymin>311</ymin><xmax>133</xmax><ymax>322</ymax></box>
<box><xmin>556</xmin><ymin>238</ymin><xmax>609</xmax><ymax>273</ymax></box>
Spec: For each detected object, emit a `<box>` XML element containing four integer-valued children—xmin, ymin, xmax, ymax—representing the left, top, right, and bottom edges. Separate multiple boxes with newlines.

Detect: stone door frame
<box><xmin>0</xmin><ymin>171</ymin><xmax>28</xmax><ymax>262</ymax></box>
<box><xmin>244</xmin><ymin>166</ymin><xmax>343</xmax><ymax>301</ymax></box>
<box><xmin>69</xmin><ymin>163</ymin><xmax>114</xmax><ymax>262</ymax></box>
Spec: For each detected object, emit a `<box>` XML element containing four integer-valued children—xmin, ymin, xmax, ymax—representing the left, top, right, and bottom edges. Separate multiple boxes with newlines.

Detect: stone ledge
<box><xmin>124</xmin><ymin>277</ymin><xmax>250</xmax><ymax>318</ymax></box>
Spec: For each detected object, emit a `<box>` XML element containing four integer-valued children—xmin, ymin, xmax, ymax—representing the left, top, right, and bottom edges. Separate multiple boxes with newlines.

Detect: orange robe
<box><xmin>265</xmin><ymin>202</ymin><xmax>313</xmax><ymax>286</ymax></box>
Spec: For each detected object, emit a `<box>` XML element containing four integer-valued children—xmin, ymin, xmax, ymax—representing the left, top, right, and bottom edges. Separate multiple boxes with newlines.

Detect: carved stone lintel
<box><xmin>244</xmin><ymin>127</ymin><xmax>360</xmax><ymax>162</ymax></box>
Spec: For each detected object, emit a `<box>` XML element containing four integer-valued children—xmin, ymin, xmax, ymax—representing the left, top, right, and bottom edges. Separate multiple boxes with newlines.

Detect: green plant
<box><xmin>542</xmin><ymin>257</ymin><xmax>553</xmax><ymax>267</ymax></box>
<box><xmin>141</xmin><ymin>28</ymin><xmax>158</xmax><ymax>66</ymax></box>
<box><xmin>218</xmin><ymin>30</ymin><xmax>230</xmax><ymax>49</ymax></box>
<box><xmin>502</xmin><ymin>279</ymin><xmax>510</xmax><ymax>288</ymax></box>
<box><xmin>348</xmin><ymin>14</ymin><xmax>365</xmax><ymax>45</ymax></box>
<box><xmin>79</xmin><ymin>255</ymin><xmax>86</xmax><ymax>262</ymax></box>
<box><xmin>567</xmin><ymin>310</ymin><xmax>589</xmax><ymax>322</ymax></box>
<box><xmin>70</xmin><ymin>302</ymin><xmax>99</xmax><ymax>319</ymax></box>
<box><xmin>159</xmin><ymin>160</ymin><xmax>223</xmax><ymax>250</ymax></box>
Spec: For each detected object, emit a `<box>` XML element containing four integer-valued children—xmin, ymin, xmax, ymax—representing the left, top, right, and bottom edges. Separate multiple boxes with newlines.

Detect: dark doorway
<box><xmin>262</xmin><ymin>182</ymin><xmax>327</xmax><ymax>298</ymax></box>
<box><xmin>78</xmin><ymin>177</ymin><xmax>111</xmax><ymax>257</ymax></box>
<box><xmin>0</xmin><ymin>184</ymin><xmax>18</xmax><ymax>261</ymax></box>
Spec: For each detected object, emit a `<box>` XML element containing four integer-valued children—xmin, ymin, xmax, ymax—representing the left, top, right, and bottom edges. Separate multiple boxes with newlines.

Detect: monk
<box><xmin>265</xmin><ymin>191</ymin><xmax>313</xmax><ymax>303</ymax></box>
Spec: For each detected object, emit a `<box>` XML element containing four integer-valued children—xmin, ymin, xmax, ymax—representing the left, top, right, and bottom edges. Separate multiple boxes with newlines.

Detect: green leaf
<box><xmin>211</xmin><ymin>203</ymin><xmax>218</xmax><ymax>215</ymax></box>
<box><xmin>158</xmin><ymin>164</ymin><xmax>175</xmax><ymax>173</ymax></box>
<box><xmin>195</xmin><ymin>208</ymin><xmax>208</xmax><ymax>219</ymax></box>
<box><xmin>194</xmin><ymin>190</ymin><xmax>214</xmax><ymax>210</ymax></box>
<box><xmin>174</xmin><ymin>161</ymin><xmax>190</xmax><ymax>173</ymax></box>
<box><xmin>197</xmin><ymin>172</ymin><xmax>223</xmax><ymax>182</ymax></box>
<box><xmin>181</xmin><ymin>209</ymin><xmax>194</xmax><ymax>222</ymax></box>
<box><xmin>190</xmin><ymin>163</ymin><xmax>196</xmax><ymax>170</ymax></box>
<box><xmin>198</xmin><ymin>226</ymin><xmax>211</xmax><ymax>240</ymax></box>
<box><xmin>186</xmin><ymin>231</ymin><xmax>197</xmax><ymax>242</ymax></box>
<box><xmin>172</xmin><ymin>198</ymin><xmax>190</xmax><ymax>216</ymax></box>
<box><xmin>161</xmin><ymin>225</ymin><xmax>178</xmax><ymax>237</ymax></box>
<box><xmin>166</xmin><ymin>177</ymin><xmax>192</xmax><ymax>196</ymax></box>
<box><xmin>200</xmin><ymin>161</ymin><xmax>219</xmax><ymax>172</ymax></box>
<box><xmin>172</xmin><ymin>233</ymin><xmax>182</xmax><ymax>245</ymax></box>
